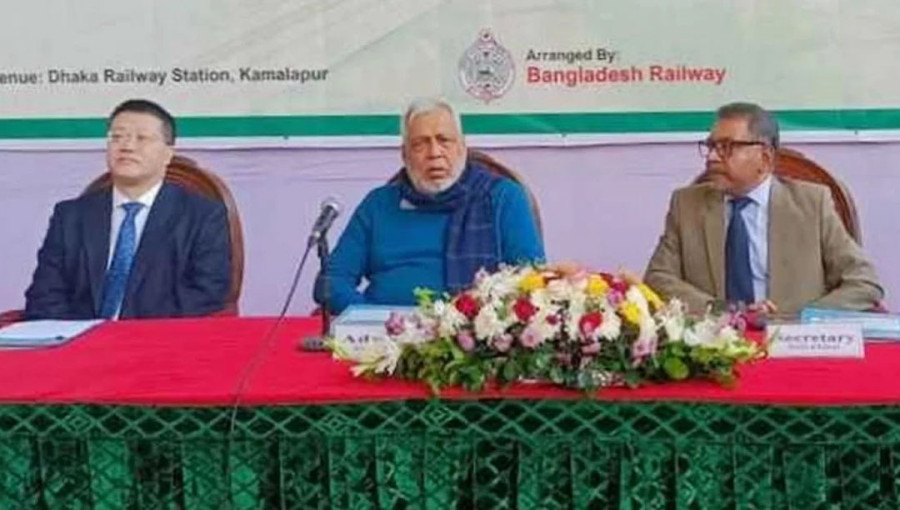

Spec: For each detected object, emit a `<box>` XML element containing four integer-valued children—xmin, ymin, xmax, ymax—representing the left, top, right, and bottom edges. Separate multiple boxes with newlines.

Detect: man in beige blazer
<box><xmin>645</xmin><ymin>102</ymin><xmax>883</xmax><ymax>317</ymax></box>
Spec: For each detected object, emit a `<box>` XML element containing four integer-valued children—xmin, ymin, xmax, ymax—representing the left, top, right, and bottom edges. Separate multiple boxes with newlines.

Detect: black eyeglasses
<box><xmin>698</xmin><ymin>139</ymin><xmax>767</xmax><ymax>159</ymax></box>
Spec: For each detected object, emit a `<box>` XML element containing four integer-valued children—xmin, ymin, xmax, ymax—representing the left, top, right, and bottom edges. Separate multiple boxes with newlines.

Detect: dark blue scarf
<box><xmin>396</xmin><ymin>161</ymin><xmax>500</xmax><ymax>292</ymax></box>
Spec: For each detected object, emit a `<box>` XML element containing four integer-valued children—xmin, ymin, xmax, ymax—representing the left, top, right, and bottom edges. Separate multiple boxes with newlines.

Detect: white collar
<box><xmin>112</xmin><ymin>180</ymin><xmax>164</xmax><ymax>210</ymax></box>
<box><xmin>731</xmin><ymin>174</ymin><xmax>772</xmax><ymax>207</ymax></box>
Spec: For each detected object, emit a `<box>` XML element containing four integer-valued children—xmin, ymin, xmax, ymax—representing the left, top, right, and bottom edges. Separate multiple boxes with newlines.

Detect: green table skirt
<box><xmin>1</xmin><ymin>399</ymin><xmax>899</xmax><ymax>509</ymax></box>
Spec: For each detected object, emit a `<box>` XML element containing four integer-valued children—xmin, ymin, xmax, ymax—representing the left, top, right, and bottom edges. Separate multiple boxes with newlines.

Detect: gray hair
<box><xmin>400</xmin><ymin>97</ymin><xmax>464</xmax><ymax>143</ymax></box>
<box><xmin>716</xmin><ymin>102</ymin><xmax>780</xmax><ymax>148</ymax></box>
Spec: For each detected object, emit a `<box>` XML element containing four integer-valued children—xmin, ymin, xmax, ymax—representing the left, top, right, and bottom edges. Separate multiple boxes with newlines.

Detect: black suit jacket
<box><xmin>24</xmin><ymin>182</ymin><xmax>231</xmax><ymax>319</ymax></box>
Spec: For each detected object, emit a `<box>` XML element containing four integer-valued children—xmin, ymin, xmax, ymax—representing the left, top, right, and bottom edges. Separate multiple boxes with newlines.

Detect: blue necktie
<box><xmin>100</xmin><ymin>202</ymin><xmax>144</xmax><ymax>318</ymax></box>
<box><xmin>725</xmin><ymin>197</ymin><xmax>754</xmax><ymax>305</ymax></box>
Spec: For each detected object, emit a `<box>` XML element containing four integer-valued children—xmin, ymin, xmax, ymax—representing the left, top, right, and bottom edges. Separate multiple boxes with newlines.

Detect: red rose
<box><xmin>611</xmin><ymin>280</ymin><xmax>629</xmax><ymax>294</ymax></box>
<box><xmin>454</xmin><ymin>293</ymin><xmax>481</xmax><ymax>320</ymax></box>
<box><xmin>546</xmin><ymin>314</ymin><xmax>560</xmax><ymax>326</ymax></box>
<box><xmin>512</xmin><ymin>297</ymin><xmax>538</xmax><ymax>322</ymax></box>
<box><xmin>599</xmin><ymin>272</ymin><xmax>629</xmax><ymax>294</ymax></box>
<box><xmin>579</xmin><ymin>312</ymin><xmax>604</xmax><ymax>337</ymax></box>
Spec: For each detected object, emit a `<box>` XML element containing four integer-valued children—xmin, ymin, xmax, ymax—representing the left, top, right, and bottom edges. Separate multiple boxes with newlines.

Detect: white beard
<box><xmin>408</xmin><ymin>159</ymin><xmax>466</xmax><ymax>195</ymax></box>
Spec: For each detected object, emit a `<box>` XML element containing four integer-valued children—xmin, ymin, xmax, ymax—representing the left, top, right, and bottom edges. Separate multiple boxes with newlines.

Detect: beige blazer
<box><xmin>644</xmin><ymin>177</ymin><xmax>883</xmax><ymax>316</ymax></box>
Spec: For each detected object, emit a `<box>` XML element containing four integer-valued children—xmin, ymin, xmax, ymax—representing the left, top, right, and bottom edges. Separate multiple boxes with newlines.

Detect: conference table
<box><xmin>0</xmin><ymin>317</ymin><xmax>898</xmax><ymax>509</ymax></box>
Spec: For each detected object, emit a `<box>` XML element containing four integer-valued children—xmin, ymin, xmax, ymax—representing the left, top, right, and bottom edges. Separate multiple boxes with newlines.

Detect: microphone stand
<box><xmin>316</xmin><ymin>234</ymin><xmax>332</xmax><ymax>339</ymax></box>
<box><xmin>300</xmin><ymin>233</ymin><xmax>333</xmax><ymax>351</ymax></box>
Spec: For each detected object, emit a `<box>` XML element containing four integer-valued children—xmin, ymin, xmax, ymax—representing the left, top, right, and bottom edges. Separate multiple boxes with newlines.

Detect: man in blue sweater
<box><xmin>315</xmin><ymin>98</ymin><xmax>545</xmax><ymax>313</ymax></box>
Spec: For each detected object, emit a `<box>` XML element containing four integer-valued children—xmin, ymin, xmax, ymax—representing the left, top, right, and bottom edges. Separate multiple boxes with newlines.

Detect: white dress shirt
<box><xmin>725</xmin><ymin>175</ymin><xmax>772</xmax><ymax>302</ymax></box>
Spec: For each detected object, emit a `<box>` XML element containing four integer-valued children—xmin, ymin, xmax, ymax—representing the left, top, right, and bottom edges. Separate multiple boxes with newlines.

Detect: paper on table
<box><xmin>801</xmin><ymin>307</ymin><xmax>900</xmax><ymax>340</ymax></box>
<box><xmin>0</xmin><ymin>319</ymin><xmax>104</xmax><ymax>347</ymax></box>
<box><xmin>333</xmin><ymin>304</ymin><xmax>417</xmax><ymax>325</ymax></box>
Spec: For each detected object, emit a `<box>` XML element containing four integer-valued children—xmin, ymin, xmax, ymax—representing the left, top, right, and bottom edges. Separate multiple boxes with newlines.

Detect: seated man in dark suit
<box><xmin>24</xmin><ymin>99</ymin><xmax>231</xmax><ymax>319</ymax></box>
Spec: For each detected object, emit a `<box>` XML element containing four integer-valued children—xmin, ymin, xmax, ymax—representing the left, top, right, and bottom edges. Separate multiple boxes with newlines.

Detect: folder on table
<box><xmin>0</xmin><ymin>319</ymin><xmax>103</xmax><ymax>348</ymax></box>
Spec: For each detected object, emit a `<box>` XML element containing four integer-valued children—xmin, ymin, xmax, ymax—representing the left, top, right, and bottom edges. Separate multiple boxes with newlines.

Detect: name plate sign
<box><xmin>766</xmin><ymin>323</ymin><xmax>864</xmax><ymax>359</ymax></box>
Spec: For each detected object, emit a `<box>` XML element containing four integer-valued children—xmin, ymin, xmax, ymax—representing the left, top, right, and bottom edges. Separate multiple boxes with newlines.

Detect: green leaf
<box><xmin>413</xmin><ymin>287</ymin><xmax>436</xmax><ymax>307</ymax></box>
<box><xmin>691</xmin><ymin>347</ymin><xmax>715</xmax><ymax>365</ymax></box>
<box><xmin>549</xmin><ymin>366</ymin><xmax>565</xmax><ymax>384</ymax></box>
<box><xmin>713</xmin><ymin>368</ymin><xmax>737</xmax><ymax>388</ymax></box>
<box><xmin>662</xmin><ymin>356</ymin><xmax>690</xmax><ymax>380</ymax></box>
<box><xmin>501</xmin><ymin>361</ymin><xmax>520</xmax><ymax>383</ymax></box>
<box><xmin>667</xmin><ymin>342</ymin><xmax>686</xmax><ymax>357</ymax></box>
<box><xmin>624</xmin><ymin>371</ymin><xmax>641</xmax><ymax>388</ymax></box>
<box><xmin>576</xmin><ymin>370</ymin><xmax>596</xmax><ymax>390</ymax></box>
<box><xmin>449</xmin><ymin>342</ymin><xmax>466</xmax><ymax>361</ymax></box>
<box><xmin>467</xmin><ymin>371</ymin><xmax>486</xmax><ymax>392</ymax></box>
<box><xmin>529</xmin><ymin>354</ymin><xmax>543</xmax><ymax>372</ymax></box>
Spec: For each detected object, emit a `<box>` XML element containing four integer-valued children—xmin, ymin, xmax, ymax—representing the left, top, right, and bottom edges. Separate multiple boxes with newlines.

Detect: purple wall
<box><xmin>1</xmin><ymin>142</ymin><xmax>896</xmax><ymax>316</ymax></box>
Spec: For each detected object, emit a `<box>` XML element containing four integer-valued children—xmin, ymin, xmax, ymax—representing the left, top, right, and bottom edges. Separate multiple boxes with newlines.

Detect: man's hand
<box><xmin>748</xmin><ymin>300</ymin><xmax>778</xmax><ymax>315</ymax></box>
<box><xmin>744</xmin><ymin>300</ymin><xmax>778</xmax><ymax>330</ymax></box>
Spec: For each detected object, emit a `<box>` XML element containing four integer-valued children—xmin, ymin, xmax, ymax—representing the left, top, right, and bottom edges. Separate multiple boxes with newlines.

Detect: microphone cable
<box><xmin>219</xmin><ymin>196</ymin><xmax>342</xmax><ymax>507</ymax></box>
<box><xmin>219</xmin><ymin>239</ymin><xmax>315</xmax><ymax>508</ymax></box>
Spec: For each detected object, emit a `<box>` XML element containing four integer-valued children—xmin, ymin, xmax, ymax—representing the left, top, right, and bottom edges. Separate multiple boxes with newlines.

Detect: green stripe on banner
<box><xmin>1</xmin><ymin>109</ymin><xmax>900</xmax><ymax>139</ymax></box>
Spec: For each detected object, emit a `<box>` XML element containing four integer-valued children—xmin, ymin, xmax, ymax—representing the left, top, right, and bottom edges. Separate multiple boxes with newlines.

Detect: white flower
<box><xmin>638</xmin><ymin>316</ymin><xmax>657</xmax><ymax>345</ymax></box>
<box><xmin>530</xmin><ymin>304</ymin><xmax>562</xmax><ymax>339</ymax></box>
<box><xmin>625</xmin><ymin>286</ymin><xmax>650</xmax><ymax>315</ymax></box>
<box><xmin>683</xmin><ymin>310</ymin><xmax>747</xmax><ymax>350</ymax></box>
<box><xmin>597</xmin><ymin>308</ymin><xmax>622</xmax><ymax>340</ymax></box>
<box><xmin>668</xmin><ymin>298</ymin><xmax>687</xmax><ymax>315</ymax></box>
<box><xmin>473</xmin><ymin>265</ymin><xmax>519</xmax><ymax>302</ymax></box>
<box><xmin>713</xmin><ymin>326</ymin><xmax>742</xmax><ymax>350</ymax></box>
<box><xmin>566</xmin><ymin>293</ymin><xmax>587</xmax><ymax>337</ymax></box>
<box><xmin>473</xmin><ymin>305</ymin><xmax>507</xmax><ymax>340</ymax></box>
<box><xmin>432</xmin><ymin>300</ymin><xmax>467</xmax><ymax>338</ymax></box>
<box><xmin>349</xmin><ymin>339</ymin><xmax>402</xmax><ymax>376</ymax></box>
<box><xmin>545</xmin><ymin>278</ymin><xmax>575</xmax><ymax>302</ymax></box>
<box><xmin>683</xmin><ymin>318</ymin><xmax>719</xmax><ymax>347</ymax></box>
<box><xmin>431</xmin><ymin>300</ymin><xmax>448</xmax><ymax>316</ymax></box>
<box><xmin>530</xmin><ymin>289</ymin><xmax>552</xmax><ymax>310</ymax></box>
<box><xmin>653</xmin><ymin>298</ymin><xmax>687</xmax><ymax>342</ymax></box>
<box><xmin>661</xmin><ymin>315</ymin><xmax>685</xmax><ymax>342</ymax></box>
<box><xmin>473</xmin><ymin>267</ymin><xmax>492</xmax><ymax>286</ymax></box>
<box><xmin>567</xmin><ymin>271</ymin><xmax>590</xmax><ymax>292</ymax></box>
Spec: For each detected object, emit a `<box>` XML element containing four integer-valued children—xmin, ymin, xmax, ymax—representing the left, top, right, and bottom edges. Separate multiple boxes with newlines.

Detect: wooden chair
<box><xmin>0</xmin><ymin>309</ymin><xmax>23</xmax><ymax>328</ymax></box>
<box><xmin>773</xmin><ymin>148</ymin><xmax>862</xmax><ymax>245</ymax></box>
<box><xmin>695</xmin><ymin>147</ymin><xmax>863</xmax><ymax>245</ymax></box>
<box><xmin>389</xmin><ymin>149</ymin><xmax>544</xmax><ymax>238</ymax></box>
<box><xmin>1</xmin><ymin>155</ymin><xmax>244</xmax><ymax>323</ymax></box>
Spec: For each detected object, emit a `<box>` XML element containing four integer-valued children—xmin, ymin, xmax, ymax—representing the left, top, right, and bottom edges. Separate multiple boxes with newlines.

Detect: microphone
<box><xmin>307</xmin><ymin>197</ymin><xmax>341</xmax><ymax>247</ymax></box>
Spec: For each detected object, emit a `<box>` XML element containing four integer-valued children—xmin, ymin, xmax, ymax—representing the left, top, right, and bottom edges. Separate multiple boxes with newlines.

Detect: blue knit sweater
<box><xmin>316</xmin><ymin>178</ymin><xmax>545</xmax><ymax>313</ymax></box>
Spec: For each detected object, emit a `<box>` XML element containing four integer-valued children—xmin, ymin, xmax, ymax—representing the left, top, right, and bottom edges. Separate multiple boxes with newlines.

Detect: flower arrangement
<box><xmin>329</xmin><ymin>265</ymin><xmax>764</xmax><ymax>393</ymax></box>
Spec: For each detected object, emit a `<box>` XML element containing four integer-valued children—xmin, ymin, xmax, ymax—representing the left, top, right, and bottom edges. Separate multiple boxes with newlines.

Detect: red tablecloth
<box><xmin>0</xmin><ymin>317</ymin><xmax>893</xmax><ymax>406</ymax></box>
